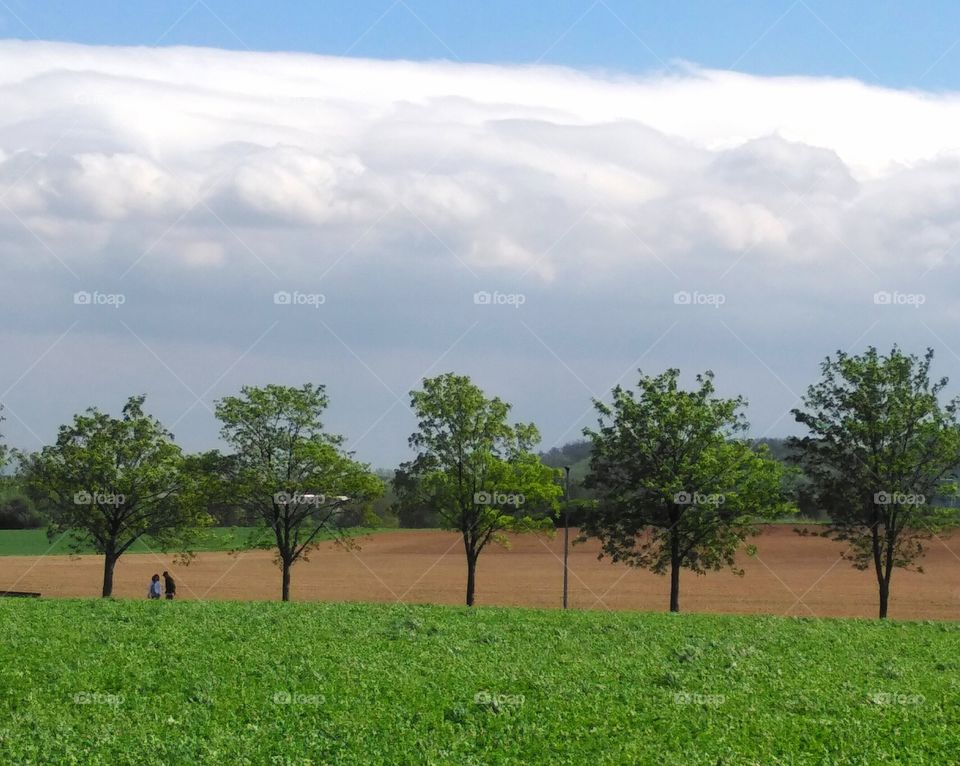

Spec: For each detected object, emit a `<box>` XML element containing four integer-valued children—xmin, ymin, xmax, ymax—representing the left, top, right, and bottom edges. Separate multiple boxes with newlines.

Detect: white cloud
<box><xmin>1</xmin><ymin>40</ymin><xmax>960</xmax><ymax>282</ymax></box>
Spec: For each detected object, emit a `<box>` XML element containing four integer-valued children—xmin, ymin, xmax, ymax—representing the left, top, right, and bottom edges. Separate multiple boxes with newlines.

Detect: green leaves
<box><xmin>20</xmin><ymin>396</ymin><xmax>210</xmax><ymax>595</ymax></box>
<box><xmin>400</xmin><ymin>373</ymin><xmax>562</xmax><ymax>605</ymax></box>
<box><xmin>583</xmin><ymin>369</ymin><xmax>793</xmax><ymax>610</ymax></box>
<box><xmin>215</xmin><ymin>384</ymin><xmax>384</xmax><ymax>599</ymax></box>
<box><xmin>791</xmin><ymin>346</ymin><xmax>960</xmax><ymax>617</ymax></box>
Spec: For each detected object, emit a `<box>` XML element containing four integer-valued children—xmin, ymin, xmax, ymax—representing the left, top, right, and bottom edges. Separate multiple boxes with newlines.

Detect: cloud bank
<box><xmin>2</xmin><ymin>41</ymin><xmax>960</xmax><ymax>465</ymax></box>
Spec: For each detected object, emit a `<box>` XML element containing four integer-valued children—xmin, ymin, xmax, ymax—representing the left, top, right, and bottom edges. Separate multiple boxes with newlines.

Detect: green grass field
<box><xmin>1</xmin><ymin>600</ymin><xmax>958</xmax><ymax>765</ymax></box>
<box><xmin>0</xmin><ymin>526</ymin><xmax>398</xmax><ymax>556</ymax></box>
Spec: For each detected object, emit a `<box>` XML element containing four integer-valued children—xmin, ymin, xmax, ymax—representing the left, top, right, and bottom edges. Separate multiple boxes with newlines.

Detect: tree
<box><xmin>0</xmin><ymin>496</ymin><xmax>42</xmax><ymax>529</ymax></box>
<box><xmin>178</xmin><ymin>450</ymin><xmax>246</xmax><ymax>526</ymax></box>
<box><xmin>399</xmin><ymin>373</ymin><xmax>562</xmax><ymax>606</ymax></box>
<box><xmin>215</xmin><ymin>384</ymin><xmax>383</xmax><ymax>602</ymax></box>
<box><xmin>391</xmin><ymin>465</ymin><xmax>441</xmax><ymax>528</ymax></box>
<box><xmin>21</xmin><ymin>396</ymin><xmax>209</xmax><ymax>597</ymax></box>
<box><xmin>790</xmin><ymin>346</ymin><xmax>960</xmax><ymax>618</ymax></box>
<box><xmin>582</xmin><ymin>369</ymin><xmax>793</xmax><ymax>613</ymax></box>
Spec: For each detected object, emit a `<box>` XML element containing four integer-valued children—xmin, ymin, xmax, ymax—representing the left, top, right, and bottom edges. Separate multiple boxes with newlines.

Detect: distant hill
<box><xmin>539</xmin><ymin>440</ymin><xmax>592</xmax><ymax>494</ymax></box>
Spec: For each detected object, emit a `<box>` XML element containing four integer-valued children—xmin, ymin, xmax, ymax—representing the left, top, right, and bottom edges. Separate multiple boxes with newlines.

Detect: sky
<box><xmin>3</xmin><ymin>1</ymin><xmax>960</xmax><ymax>468</ymax></box>
<box><xmin>4</xmin><ymin>1</ymin><xmax>960</xmax><ymax>89</ymax></box>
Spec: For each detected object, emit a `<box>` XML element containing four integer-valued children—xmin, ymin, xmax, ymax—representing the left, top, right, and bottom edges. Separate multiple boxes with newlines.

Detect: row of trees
<box><xmin>3</xmin><ymin>345</ymin><xmax>959</xmax><ymax>618</ymax></box>
<box><xmin>12</xmin><ymin>387</ymin><xmax>386</xmax><ymax>601</ymax></box>
<box><xmin>582</xmin><ymin>347</ymin><xmax>960</xmax><ymax>618</ymax></box>
<box><xmin>7</xmin><ymin>378</ymin><xmax>564</xmax><ymax>605</ymax></box>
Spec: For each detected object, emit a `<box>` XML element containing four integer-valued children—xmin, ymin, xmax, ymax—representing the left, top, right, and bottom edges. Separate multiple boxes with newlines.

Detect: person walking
<box><xmin>148</xmin><ymin>574</ymin><xmax>162</xmax><ymax>600</ymax></box>
<box><xmin>162</xmin><ymin>571</ymin><xmax>176</xmax><ymax>601</ymax></box>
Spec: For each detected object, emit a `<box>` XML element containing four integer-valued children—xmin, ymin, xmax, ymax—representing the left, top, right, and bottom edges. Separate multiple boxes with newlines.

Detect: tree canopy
<box><xmin>215</xmin><ymin>383</ymin><xmax>383</xmax><ymax>601</ymax></box>
<box><xmin>790</xmin><ymin>346</ymin><xmax>960</xmax><ymax>618</ymax></box>
<box><xmin>398</xmin><ymin>373</ymin><xmax>562</xmax><ymax>605</ymax></box>
<box><xmin>22</xmin><ymin>395</ymin><xmax>209</xmax><ymax>596</ymax></box>
<box><xmin>583</xmin><ymin>369</ymin><xmax>793</xmax><ymax>612</ymax></box>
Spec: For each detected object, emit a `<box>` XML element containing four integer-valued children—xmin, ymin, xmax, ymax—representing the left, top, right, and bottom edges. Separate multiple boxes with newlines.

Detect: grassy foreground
<box><xmin>1</xmin><ymin>601</ymin><xmax>959</xmax><ymax>765</ymax></box>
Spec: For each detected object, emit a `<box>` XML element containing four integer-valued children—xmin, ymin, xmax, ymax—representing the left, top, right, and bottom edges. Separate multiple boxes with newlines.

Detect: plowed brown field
<box><xmin>2</xmin><ymin>526</ymin><xmax>960</xmax><ymax>619</ymax></box>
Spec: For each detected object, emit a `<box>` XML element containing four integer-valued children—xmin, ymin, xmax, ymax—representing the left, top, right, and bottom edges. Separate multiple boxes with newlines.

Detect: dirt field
<box><xmin>2</xmin><ymin>526</ymin><xmax>960</xmax><ymax>619</ymax></box>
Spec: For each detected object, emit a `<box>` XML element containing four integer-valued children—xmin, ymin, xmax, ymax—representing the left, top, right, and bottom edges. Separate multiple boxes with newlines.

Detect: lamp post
<box><xmin>563</xmin><ymin>465</ymin><xmax>570</xmax><ymax>609</ymax></box>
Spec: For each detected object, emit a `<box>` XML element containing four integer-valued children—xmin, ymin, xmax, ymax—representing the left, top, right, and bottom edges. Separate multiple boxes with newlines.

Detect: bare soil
<box><xmin>2</xmin><ymin>526</ymin><xmax>960</xmax><ymax>619</ymax></box>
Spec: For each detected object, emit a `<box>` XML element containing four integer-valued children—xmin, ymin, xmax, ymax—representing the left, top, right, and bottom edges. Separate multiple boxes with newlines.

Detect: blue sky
<box><xmin>2</xmin><ymin>0</ymin><xmax>960</xmax><ymax>89</ymax></box>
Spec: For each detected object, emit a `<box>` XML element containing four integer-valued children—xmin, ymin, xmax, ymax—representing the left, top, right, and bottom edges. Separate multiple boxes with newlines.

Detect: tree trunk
<box><xmin>669</xmin><ymin>531</ymin><xmax>681</xmax><ymax>613</ymax></box>
<box><xmin>879</xmin><ymin>537</ymin><xmax>895</xmax><ymax>619</ymax></box>
<box><xmin>281</xmin><ymin>559</ymin><xmax>292</xmax><ymax>602</ymax></box>
<box><xmin>465</xmin><ymin>553</ymin><xmax>477</xmax><ymax>607</ymax></box>
<box><xmin>870</xmin><ymin>516</ymin><xmax>885</xmax><ymax>619</ymax></box>
<box><xmin>872</xmin><ymin>521</ymin><xmax>895</xmax><ymax>619</ymax></box>
<box><xmin>101</xmin><ymin>555</ymin><xmax>115</xmax><ymax>598</ymax></box>
<box><xmin>101</xmin><ymin>551</ymin><xmax>116</xmax><ymax>598</ymax></box>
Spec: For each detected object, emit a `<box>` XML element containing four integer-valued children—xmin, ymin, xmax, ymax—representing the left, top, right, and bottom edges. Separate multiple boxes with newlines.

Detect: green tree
<box><xmin>21</xmin><ymin>396</ymin><xmax>209</xmax><ymax>597</ymax></box>
<box><xmin>399</xmin><ymin>373</ymin><xmax>562</xmax><ymax>606</ymax></box>
<box><xmin>790</xmin><ymin>346</ymin><xmax>960</xmax><ymax>618</ymax></box>
<box><xmin>179</xmin><ymin>450</ymin><xmax>245</xmax><ymax>526</ymax></box>
<box><xmin>391</xmin><ymin>464</ymin><xmax>441</xmax><ymax>528</ymax></box>
<box><xmin>215</xmin><ymin>384</ymin><xmax>383</xmax><ymax>602</ymax></box>
<box><xmin>582</xmin><ymin>369</ymin><xmax>793</xmax><ymax>613</ymax></box>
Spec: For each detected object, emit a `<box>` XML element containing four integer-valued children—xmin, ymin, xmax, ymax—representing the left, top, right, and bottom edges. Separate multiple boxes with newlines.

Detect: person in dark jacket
<box><xmin>162</xmin><ymin>571</ymin><xmax>176</xmax><ymax>600</ymax></box>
